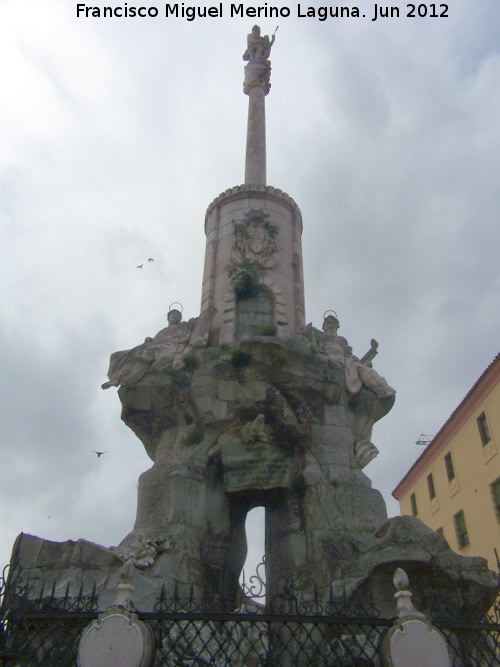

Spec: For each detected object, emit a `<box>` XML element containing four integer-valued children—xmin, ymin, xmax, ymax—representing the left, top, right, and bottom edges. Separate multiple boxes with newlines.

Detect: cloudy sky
<box><xmin>1</xmin><ymin>0</ymin><xmax>499</xmax><ymax>575</ymax></box>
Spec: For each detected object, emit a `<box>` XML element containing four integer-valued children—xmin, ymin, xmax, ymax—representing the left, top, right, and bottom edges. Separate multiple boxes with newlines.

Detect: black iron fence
<box><xmin>2</xmin><ymin>558</ymin><xmax>500</xmax><ymax>666</ymax></box>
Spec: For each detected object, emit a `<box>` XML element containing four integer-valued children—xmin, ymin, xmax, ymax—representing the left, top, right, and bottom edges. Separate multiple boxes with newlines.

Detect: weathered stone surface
<box><xmin>17</xmin><ymin>534</ymin><xmax>121</xmax><ymax>571</ymax></box>
<box><xmin>10</xmin><ymin>327</ymin><xmax>497</xmax><ymax>620</ymax></box>
<box><xmin>222</xmin><ymin>440</ymin><xmax>292</xmax><ymax>492</ymax></box>
<box><xmin>339</xmin><ymin>516</ymin><xmax>497</xmax><ymax>618</ymax></box>
<box><xmin>383</xmin><ymin>619</ymin><xmax>449</xmax><ymax>667</ymax></box>
<box><xmin>78</xmin><ymin>608</ymin><xmax>154</xmax><ymax>667</ymax></box>
<box><xmin>11</xmin><ymin>533</ymin><xmax>123</xmax><ymax>600</ymax></box>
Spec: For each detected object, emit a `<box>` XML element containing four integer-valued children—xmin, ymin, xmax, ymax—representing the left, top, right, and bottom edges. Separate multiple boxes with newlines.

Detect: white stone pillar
<box><xmin>244</xmin><ymin>64</ymin><xmax>268</xmax><ymax>185</ymax></box>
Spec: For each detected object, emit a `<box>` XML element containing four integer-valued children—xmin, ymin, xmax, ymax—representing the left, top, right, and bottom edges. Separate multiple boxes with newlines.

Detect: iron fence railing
<box><xmin>2</xmin><ymin>556</ymin><xmax>500</xmax><ymax>666</ymax></box>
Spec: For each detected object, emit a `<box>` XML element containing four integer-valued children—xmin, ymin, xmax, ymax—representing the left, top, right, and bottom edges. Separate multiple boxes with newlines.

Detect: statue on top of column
<box><xmin>243</xmin><ymin>25</ymin><xmax>276</xmax><ymax>63</ymax></box>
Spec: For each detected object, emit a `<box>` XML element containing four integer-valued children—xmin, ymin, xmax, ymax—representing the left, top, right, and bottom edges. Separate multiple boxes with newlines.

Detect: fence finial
<box><xmin>114</xmin><ymin>559</ymin><xmax>136</xmax><ymax>611</ymax></box>
<box><xmin>393</xmin><ymin>568</ymin><xmax>424</xmax><ymax>619</ymax></box>
<box><xmin>77</xmin><ymin>559</ymin><xmax>154</xmax><ymax>667</ymax></box>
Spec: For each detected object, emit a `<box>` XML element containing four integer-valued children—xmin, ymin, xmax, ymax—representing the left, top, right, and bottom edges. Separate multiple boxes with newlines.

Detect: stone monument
<box><xmin>10</xmin><ymin>25</ymin><xmax>496</xmax><ymax>626</ymax></box>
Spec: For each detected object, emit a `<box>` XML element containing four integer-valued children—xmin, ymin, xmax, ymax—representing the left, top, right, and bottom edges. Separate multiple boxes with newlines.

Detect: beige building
<box><xmin>393</xmin><ymin>353</ymin><xmax>500</xmax><ymax>570</ymax></box>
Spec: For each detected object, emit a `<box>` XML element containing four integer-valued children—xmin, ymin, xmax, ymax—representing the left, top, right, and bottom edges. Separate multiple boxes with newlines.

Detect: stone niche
<box><xmin>12</xmin><ymin>325</ymin><xmax>496</xmax><ymax>620</ymax></box>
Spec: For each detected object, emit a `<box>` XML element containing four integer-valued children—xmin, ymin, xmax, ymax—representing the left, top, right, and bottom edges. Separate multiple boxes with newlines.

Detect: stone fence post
<box><xmin>77</xmin><ymin>562</ymin><xmax>154</xmax><ymax>667</ymax></box>
<box><xmin>380</xmin><ymin>568</ymin><xmax>450</xmax><ymax>667</ymax></box>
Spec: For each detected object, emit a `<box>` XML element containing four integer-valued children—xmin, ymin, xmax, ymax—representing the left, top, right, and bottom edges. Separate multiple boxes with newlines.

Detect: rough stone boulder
<box><xmin>10</xmin><ymin>334</ymin><xmax>497</xmax><ymax>618</ymax></box>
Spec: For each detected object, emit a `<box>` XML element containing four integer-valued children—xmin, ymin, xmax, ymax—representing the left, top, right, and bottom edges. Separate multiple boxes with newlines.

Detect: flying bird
<box><xmin>93</xmin><ymin>450</ymin><xmax>107</xmax><ymax>458</ymax></box>
<box><xmin>137</xmin><ymin>264</ymin><xmax>143</xmax><ymax>269</ymax></box>
<box><xmin>147</xmin><ymin>258</ymin><xmax>154</xmax><ymax>262</ymax></box>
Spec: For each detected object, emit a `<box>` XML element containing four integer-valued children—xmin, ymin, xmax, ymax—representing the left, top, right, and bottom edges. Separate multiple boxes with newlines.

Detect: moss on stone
<box><xmin>230</xmin><ymin>349</ymin><xmax>252</xmax><ymax>367</ymax></box>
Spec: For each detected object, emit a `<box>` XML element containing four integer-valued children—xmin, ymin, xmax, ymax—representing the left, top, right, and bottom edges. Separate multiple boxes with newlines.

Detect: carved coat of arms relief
<box><xmin>231</xmin><ymin>209</ymin><xmax>280</xmax><ymax>270</ymax></box>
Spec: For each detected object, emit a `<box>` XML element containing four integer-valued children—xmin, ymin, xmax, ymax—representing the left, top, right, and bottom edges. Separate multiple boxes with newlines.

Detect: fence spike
<box><xmin>62</xmin><ymin>581</ymin><xmax>70</xmax><ymax>610</ymax></box>
<box><xmin>38</xmin><ymin>583</ymin><xmax>45</xmax><ymax>609</ymax></box>
<box><xmin>2</xmin><ymin>569</ymin><xmax>499</xmax><ymax>666</ymax></box>
<box><xmin>90</xmin><ymin>581</ymin><xmax>98</xmax><ymax>611</ymax></box>
<box><xmin>172</xmin><ymin>580</ymin><xmax>180</xmax><ymax>611</ymax></box>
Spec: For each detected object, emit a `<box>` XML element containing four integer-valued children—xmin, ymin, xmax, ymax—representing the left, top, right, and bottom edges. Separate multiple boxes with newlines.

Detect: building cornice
<box><xmin>392</xmin><ymin>353</ymin><xmax>500</xmax><ymax>500</ymax></box>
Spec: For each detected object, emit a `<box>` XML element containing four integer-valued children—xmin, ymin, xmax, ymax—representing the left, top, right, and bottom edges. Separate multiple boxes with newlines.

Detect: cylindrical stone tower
<box><xmin>200</xmin><ymin>26</ymin><xmax>305</xmax><ymax>345</ymax></box>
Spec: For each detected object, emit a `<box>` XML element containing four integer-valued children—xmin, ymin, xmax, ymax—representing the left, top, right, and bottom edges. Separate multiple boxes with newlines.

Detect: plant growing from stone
<box><xmin>226</xmin><ymin>258</ymin><xmax>260</xmax><ymax>299</ymax></box>
<box><xmin>183</xmin><ymin>351</ymin><xmax>200</xmax><ymax>371</ymax></box>
<box><xmin>230</xmin><ymin>348</ymin><xmax>252</xmax><ymax>367</ymax></box>
<box><xmin>181</xmin><ymin>426</ymin><xmax>204</xmax><ymax>446</ymax></box>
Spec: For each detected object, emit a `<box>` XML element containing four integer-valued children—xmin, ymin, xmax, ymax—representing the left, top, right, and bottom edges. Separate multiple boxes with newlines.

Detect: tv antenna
<box><xmin>415</xmin><ymin>434</ymin><xmax>434</xmax><ymax>446</ymax></box>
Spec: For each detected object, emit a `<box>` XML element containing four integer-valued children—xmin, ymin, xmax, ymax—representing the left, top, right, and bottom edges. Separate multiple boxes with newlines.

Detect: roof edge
<box><xmin>392</xmin><ymin>352</ymin><xmax>500</xmax><ymax>500</ymax></box>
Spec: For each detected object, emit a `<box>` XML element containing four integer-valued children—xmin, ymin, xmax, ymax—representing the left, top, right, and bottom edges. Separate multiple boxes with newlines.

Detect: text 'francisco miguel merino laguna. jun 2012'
<box><xmin>75</xmin><ymin>3</ymin><xmax>450</xmax><ymax>22</ymax></box>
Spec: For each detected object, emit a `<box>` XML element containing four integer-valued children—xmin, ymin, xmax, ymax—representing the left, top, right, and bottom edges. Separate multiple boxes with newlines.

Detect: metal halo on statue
<box><xmin>323</xmin><ymin>310</ymin><xmax>338</xmax><ymax>320</ymax></box>
<box><xmin>168</xmin><ymin>302</ymin><xmax>183</xmax><ymax>313</ymax></box>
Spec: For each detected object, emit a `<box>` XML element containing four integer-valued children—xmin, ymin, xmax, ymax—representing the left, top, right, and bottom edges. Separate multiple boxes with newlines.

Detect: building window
<box><xmin>427</xmin><ymin>473</ymin><xmax>436</xmax><ymax>500</ymax></box>
<box><xmin>490</xmin><ymin>479</ymin><xmax>500</xmax><ymax>522</ymax></box>
<box><xmin>444</xmin><ymin>452</ymin><xmax>455</xmax><ymax>481</ymax></box>
<box><xmin>477</xmin><ymin>412</ymin><xmax>491</xmax><ymax>445</ymax></box>
<box><xmin>410</xmin><ymin>492</ymin><xmax>418</xmax><ymax>517</ymax></box>
<box><xmin>453</xmin><ymin>510</ymin><xmax>469</xmax><ymax>549</ymax></box>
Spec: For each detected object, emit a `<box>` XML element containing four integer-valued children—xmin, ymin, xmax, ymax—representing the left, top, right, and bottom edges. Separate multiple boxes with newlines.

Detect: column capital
<box><xmin>244</xmin><ymin>61</ymin><xmax>271</xmax><ymax>96</ymax></box>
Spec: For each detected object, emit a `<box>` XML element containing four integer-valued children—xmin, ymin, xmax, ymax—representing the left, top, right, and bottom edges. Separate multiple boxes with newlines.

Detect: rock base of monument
<box><xmin>9</xmin><ymin>517</ymin><xmax>496</xmax><ymax>621</ymax></box>
<box><xmin>8</xmin><ymin>334</ymin><xmax>497</xmax><ymax>619</ymax></box>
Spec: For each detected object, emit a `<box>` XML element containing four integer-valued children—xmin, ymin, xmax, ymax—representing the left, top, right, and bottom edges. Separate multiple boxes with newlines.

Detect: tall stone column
<box><xmin>243</xmin><ymin>25</ymin><xmax>275</xmax><ymax>185</ymax></box>
<box><xmin>244</xmin><ymin>61</ymin><xmax>270</xmax><ymax>185</ymax></box>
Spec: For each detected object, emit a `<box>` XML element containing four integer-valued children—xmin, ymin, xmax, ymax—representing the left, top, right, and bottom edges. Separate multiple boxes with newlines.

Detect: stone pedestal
<box><xmin>10</xmin><ymin>332</ymin><xmax>497</xmax><ymax>619</ymax></box>
<box><xmin>382</xmin><ymin>619</ymin><xmax>450</xmax><ymax>667</ymax></box>
<box><xmin>201</xmin><ymin>186</ymin><xmax>305</xmax><ymax>344</ymax></box>
<box><xmin>78</xmin><ymin>567</ymin><xmax>154</xmax><ymax>667</ymax></box>
<box><xmin>78</xmin><ymin>609</ymin><xmax>154</xmax><ymax>667</ymax></box>
<box><xmin>380</xmin><ymin>568</ymin><xmax>451</xmax><ymax>667</ymax></box>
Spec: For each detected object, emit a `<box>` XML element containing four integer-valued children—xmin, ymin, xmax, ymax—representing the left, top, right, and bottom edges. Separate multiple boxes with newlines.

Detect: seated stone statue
<box><xmin>320</xmin><ymin>314</ymin><xmax>395</xmax><ymax>399</ymax></box>
<box><xmin>356</xmin><ymin>360</ymin><xmax>395</xmax><ymax>399</ymax></box>
<box><xmin>301</xmin><ymin>314</ymin><xmax>395</xmax><ymax>401</ymax></box>
<box><xmin>102</xmin><ymin>308</ymin><xmax>211</xmax><ymax>390</ymax></box>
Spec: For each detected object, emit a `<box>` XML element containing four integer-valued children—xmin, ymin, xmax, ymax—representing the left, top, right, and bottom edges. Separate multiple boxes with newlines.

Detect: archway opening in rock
<box><xmin>240</xmin><ymin>505</ymin><xmax>266</xmax><ymax>603</ymax></box>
